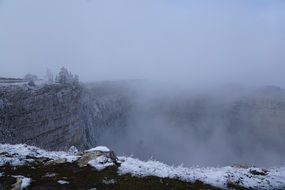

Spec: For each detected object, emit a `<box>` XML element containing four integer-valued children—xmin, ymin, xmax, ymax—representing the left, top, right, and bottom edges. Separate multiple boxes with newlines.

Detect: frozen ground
<box><xmin>0</xmin><ymin>143</ymin><xmax>284</xmax><ymax>189</ymax></box>
<box><xmin>118</xmin><ymin>156</ymin><xmax>285</xmax><ymax>189</ymax></box>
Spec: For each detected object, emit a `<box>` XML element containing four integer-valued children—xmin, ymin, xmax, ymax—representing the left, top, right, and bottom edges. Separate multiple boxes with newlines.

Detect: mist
<box><xmin>91</xmin><ymin>82</ymin><xmax>285</xmax><ymax>167</ymax></box>
<box><xmin>1</xmin><ymin>0</ymin><xmax>285</xmax><ymax>86</ymax></box>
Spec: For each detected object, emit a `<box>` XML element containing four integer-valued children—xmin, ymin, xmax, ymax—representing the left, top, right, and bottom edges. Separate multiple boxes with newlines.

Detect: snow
<box><xmin>102</xmin><ymin>178</ymin><xmax>116</xmax><ymax>185</ymax></box>
<box><xmin>68</xmin><ymin>146</ymin><xmax>79</xmax><ymax>154</ymax></box>
<box><xmin>118</xmin><ymin>156</ymin><xmax>285</xmax><ymax>189</ymax></box>
<box><xmin>21</xmin><ymin>177</ymin><xmax>32</xmax><ymax>189</ymax></box>
<box><xmin>0</xmin><ymin>156</ymin><xmax>26</xmax><ymax>166</ymax></box>
<box><xmin>1</xmin><ymin>143</ymin><xmax>285</xmax><ymax>189</ymax></box>
<box><xmin>0</xmin><ymin>79</ymin><xmax>47</xmax><ymax>88</ymax></box>
<box><xmin>86</xmin><ymin>146</ymin><xmax>110</xmax><ymax>152</ymax></box>
<box><xmin>43</xmin><ymin>172</ymin><xmax>57</xmax><ymax>178</ymax></box>
<box><xmin>88</xmin><ymin>155</ymin><xmax>114</xmax><ymax>171</ymax></box>
<box><xmin>0</xmin><ymin>144</ymin><xmax>79</xmax><ymax>166</ymax></box>
<box><xmin>0</xmin><ymin>82</ymin><xmax>28</xmax><ymax>86</ymax></box>
<box><xmin>12</xmin><ymin>175</ymin><xmax>31</xmax><ymax>189</ymax></box>
<box><xmin>57</xmin><ymin>180</ymin><xmax>70</xmax><ymax>184</ymax></box>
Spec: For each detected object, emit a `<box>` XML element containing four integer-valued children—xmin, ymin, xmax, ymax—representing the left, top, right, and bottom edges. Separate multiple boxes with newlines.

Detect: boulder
<box><xmin>77</xmin><ymin>146</ymin><xmax>117</xmax><ymax>167</ymax></box>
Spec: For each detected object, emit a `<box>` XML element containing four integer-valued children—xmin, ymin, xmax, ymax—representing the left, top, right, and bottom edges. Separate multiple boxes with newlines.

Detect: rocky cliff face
<box><xmin>0</xmin><ymin>80</ymin><xmax>133</xmax><ymax>150</ymax></box>
<box><xmin>79</xmin><ymin>81</ymin><xmax>134</xmax><ymax>148</ymax></box>
<box><xmin>0</xmin><ymin>83</ymin><xmax>82</xmax><ymax>150</ymax></box>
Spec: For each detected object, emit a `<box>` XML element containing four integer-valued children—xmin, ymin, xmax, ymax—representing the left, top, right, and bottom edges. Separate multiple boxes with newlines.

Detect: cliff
<box><xmin>0</xmin><ymin>83</ymin><xmax>82</xmax><ymax>150</ymax></box>
<box><xmin>0</xmin><ymin>79</ymin><xmax>133</xmax><ymax>150</ymax></box>
<box><xmin>80</xmin><ymin>81</ymin><xmax>134</xmax><ymax>148</ymax></box>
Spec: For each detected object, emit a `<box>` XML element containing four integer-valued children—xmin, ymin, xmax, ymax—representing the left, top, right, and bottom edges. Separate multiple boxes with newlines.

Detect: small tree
<box><xmin>55</xmin><ymin>67</ymin><xmax>79</xmax><ymax>86</ymax></box>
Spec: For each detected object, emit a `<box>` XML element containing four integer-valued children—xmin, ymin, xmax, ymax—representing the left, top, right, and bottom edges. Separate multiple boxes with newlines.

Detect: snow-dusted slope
<box><xmin>118</xmin><ymin>157</ymin><xmax>285</xmax><ymax>189</ymax></box>
<box><xmin>0</xmin><ymin>144</ymin><xmax>79</xmax><ymax>166</ymax></box>
<box><xmin>0</xmin><ymin>144</ymin><xmax>284</xmax><ymax>189</ymax></box>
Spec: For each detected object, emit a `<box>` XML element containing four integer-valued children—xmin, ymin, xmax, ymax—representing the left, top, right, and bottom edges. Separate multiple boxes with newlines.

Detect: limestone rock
<box><xmin>77</xmin><ymin>146</ymin><xmax>117</xmax><ymax>167</ymax></box>
<box><xmin>0</xmin><ymin>80</ymin><xmax>132</xmax><ymax>151</ymax></box>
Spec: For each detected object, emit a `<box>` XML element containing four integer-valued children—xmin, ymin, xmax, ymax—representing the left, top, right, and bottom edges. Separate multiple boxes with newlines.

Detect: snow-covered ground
<box><xmin>0</xmin><ymin>143</ymin><xmax>284</xmax><ymax>189</ymax></box>
<box><xmin>0</xmin><ymin>78</ymin><xmax>46</xmax><ymax>87</ymax></box>
<box><xmin>88</xmin><ymin>155</ymin><xmax>115</xmax><ymax>171</ymax></box>
<box><xmin>118</xmin><ymin>156</ymin><xmax>285</xmax><ymax>189</ymax></box>
<box><xmin>0</xmin><ymin>144</ymin><xmax>79</xmax><ymax>166</ymax></box>
<box><xmin>86</xmin><ymin>146</ymin><xmax>110</xmax><ymax>152</ymax></box>
<box><xmin>0</xmin><ymin>78</ymin><xmax>59</xmax><ymax>89</ymax></box>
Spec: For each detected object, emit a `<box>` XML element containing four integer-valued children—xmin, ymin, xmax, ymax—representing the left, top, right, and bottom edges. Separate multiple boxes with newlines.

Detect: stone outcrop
<box><xmin>77</xmin><ymin>146</ymin><xmax>118</xmax><ymax>167</ymax></box>
<box><xmin>0</xmin><ymin>83</ymin><xmax>82</xmax><ymax>150</ymax></box>
<box><xmin>79</xmin><ymin>81</ymin><xmax>133</xmax><ymax>148</ymax></box>
<box><xmin>0</xmin><ymin>79</ymin><xmax>133</xmax><ymax>150</ymax></box>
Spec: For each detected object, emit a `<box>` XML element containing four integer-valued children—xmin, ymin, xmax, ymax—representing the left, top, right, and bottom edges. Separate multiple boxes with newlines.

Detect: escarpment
<box><xmin>0</xmin><ymin>80</ymin><xmax>133</xmax><ymax>150</ymax></box>
<box><xmin>0</xmin><ymin>83</ymin><xmax>82</xmax><ymax>150</ymax></box>
<box><xmin>80</xmin><ymin>81</ymin><xmax>133</xmax><ymax>148</ymax></box>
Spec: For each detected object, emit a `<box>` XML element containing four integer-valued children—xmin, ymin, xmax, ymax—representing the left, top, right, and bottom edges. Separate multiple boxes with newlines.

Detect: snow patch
<box><xmin>1</xmin><ymin>144</ymin><xmax>285</xmax><ymax>189</ymax></box>
<box><xmin>21</xmin><ymin>177</ymin><xmax>32</xmax><ymax>189</ymax></box>
<box><xmin>86</xmin><ymin>146</ymin><xmax>110</xmax><ymax>152</ymax></box>
<box><xmin>12</xmin><ymin>175</ymin><xmax>31</xmax><ymax>190</ymax></box>
<box><xmin>88</xmin><ymin>155</ymin><xmax>114</xmax><ymax>171</ymax></box>
<box><xmin>57</xmin><ymin>180</ymin><xmax>70</xmax><ymax>184</ymax></box>
<box><xmin>102</xmin><ymin>178</ymin><xmax>116</xmax><ymax>185</ymax></box>
<box><xmin>118</xmin><ymin>156</ymin><xmax>285</xmax><ymax>189</ymax></box>
<box><xmin>43</xmin><ymin>172</ymin><xmax>57</xmax><ymax>178</ymax></box>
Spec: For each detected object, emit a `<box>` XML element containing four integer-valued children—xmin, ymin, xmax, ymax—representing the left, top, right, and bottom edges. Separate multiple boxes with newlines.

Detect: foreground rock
<box><xmin>0</xmin><ymin>144</ymin><xmax>285</xmax><ymax>190</ymax></box>
<box><xmin>77</xmin><ymin>146</ymin><xmax>118</xmax><ymax>168</ymax></box>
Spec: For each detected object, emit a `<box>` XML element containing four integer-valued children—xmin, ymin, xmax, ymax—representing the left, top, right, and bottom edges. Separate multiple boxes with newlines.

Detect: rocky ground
<box><xmin>0</xmin><ymin>144</ymin><xmax>284</xmax><ymax>190</ymax></box>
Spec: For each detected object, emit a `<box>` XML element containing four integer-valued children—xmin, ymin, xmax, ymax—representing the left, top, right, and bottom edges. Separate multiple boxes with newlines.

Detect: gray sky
<box><xmin>0</xmin><ymin>0</ymin><xmax>285</xmax><ymax>86</ymax></box>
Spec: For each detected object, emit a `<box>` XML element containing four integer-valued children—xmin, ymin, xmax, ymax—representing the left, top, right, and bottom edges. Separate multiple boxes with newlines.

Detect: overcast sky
<box><xmin>0</xmin><ymin>0</ymin><xmax>285</xmax><ymax>86</ymax></box>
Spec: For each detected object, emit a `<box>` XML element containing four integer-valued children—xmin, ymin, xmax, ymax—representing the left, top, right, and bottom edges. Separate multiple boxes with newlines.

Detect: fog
<box><xmin>1</xmin><ymin>0</ymin><xmax>285</xmax><ymax>167</ymax></box>
<box><xmin>94</xmin><ymin>82</ymin><xmax>285</xmax><ymax>167</ymax></box>
<box><xmin>1</xmin><ymin>0</ymin><xmax>285</xmax><ymax>86</ymax></box>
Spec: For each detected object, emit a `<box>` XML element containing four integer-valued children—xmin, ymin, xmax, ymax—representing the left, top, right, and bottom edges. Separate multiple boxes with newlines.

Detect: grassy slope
<box><xmin>0</xmin><ymin>162</ymin><xmax>223</xmax><ymax>190</ymax></box>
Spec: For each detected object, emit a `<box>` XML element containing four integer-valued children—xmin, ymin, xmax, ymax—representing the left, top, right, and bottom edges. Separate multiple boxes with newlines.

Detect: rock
<box><xmin>77</xmin><ymin>146</ymin><xmax>117</xmax><ymax>167</ymax></box>
<box><xmin>45</xmin><ymin>158</ymin><xmax>68</xmax><ymax>165</ymax></box>
<box><xmin>0</xmin><ymin>83</ymin><xmax>82</xmax><ymax>150</ymax></box>
<box><xmin>249</xmin><ymin>168</ymin><xmax>268</xmax><ymax>176</ymax></box>
<box><xmin>11</xmin><ymin>176</ymin><xmax>31</xmax><ymax>190</ymax></box>
<box><xmin>11</xmin><ymin>178</ymin><xmax>22</xmax><ymax>190</ymax></box>
<box><xmin>68</xmin><ymin>146</ymin><xmax>79</xmax><ymax>154</ymax></box>
<box><xmin>0</xmin><ymin>80</ymin><xmax>132</xmax><ymax>151</ymax></box>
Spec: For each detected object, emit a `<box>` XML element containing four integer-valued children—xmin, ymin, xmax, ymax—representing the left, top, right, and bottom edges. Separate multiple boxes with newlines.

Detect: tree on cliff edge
<box><xmin>55</xmin><ymin>67</ymin><xmax>79</xmax><ymax>86</ymax></box>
